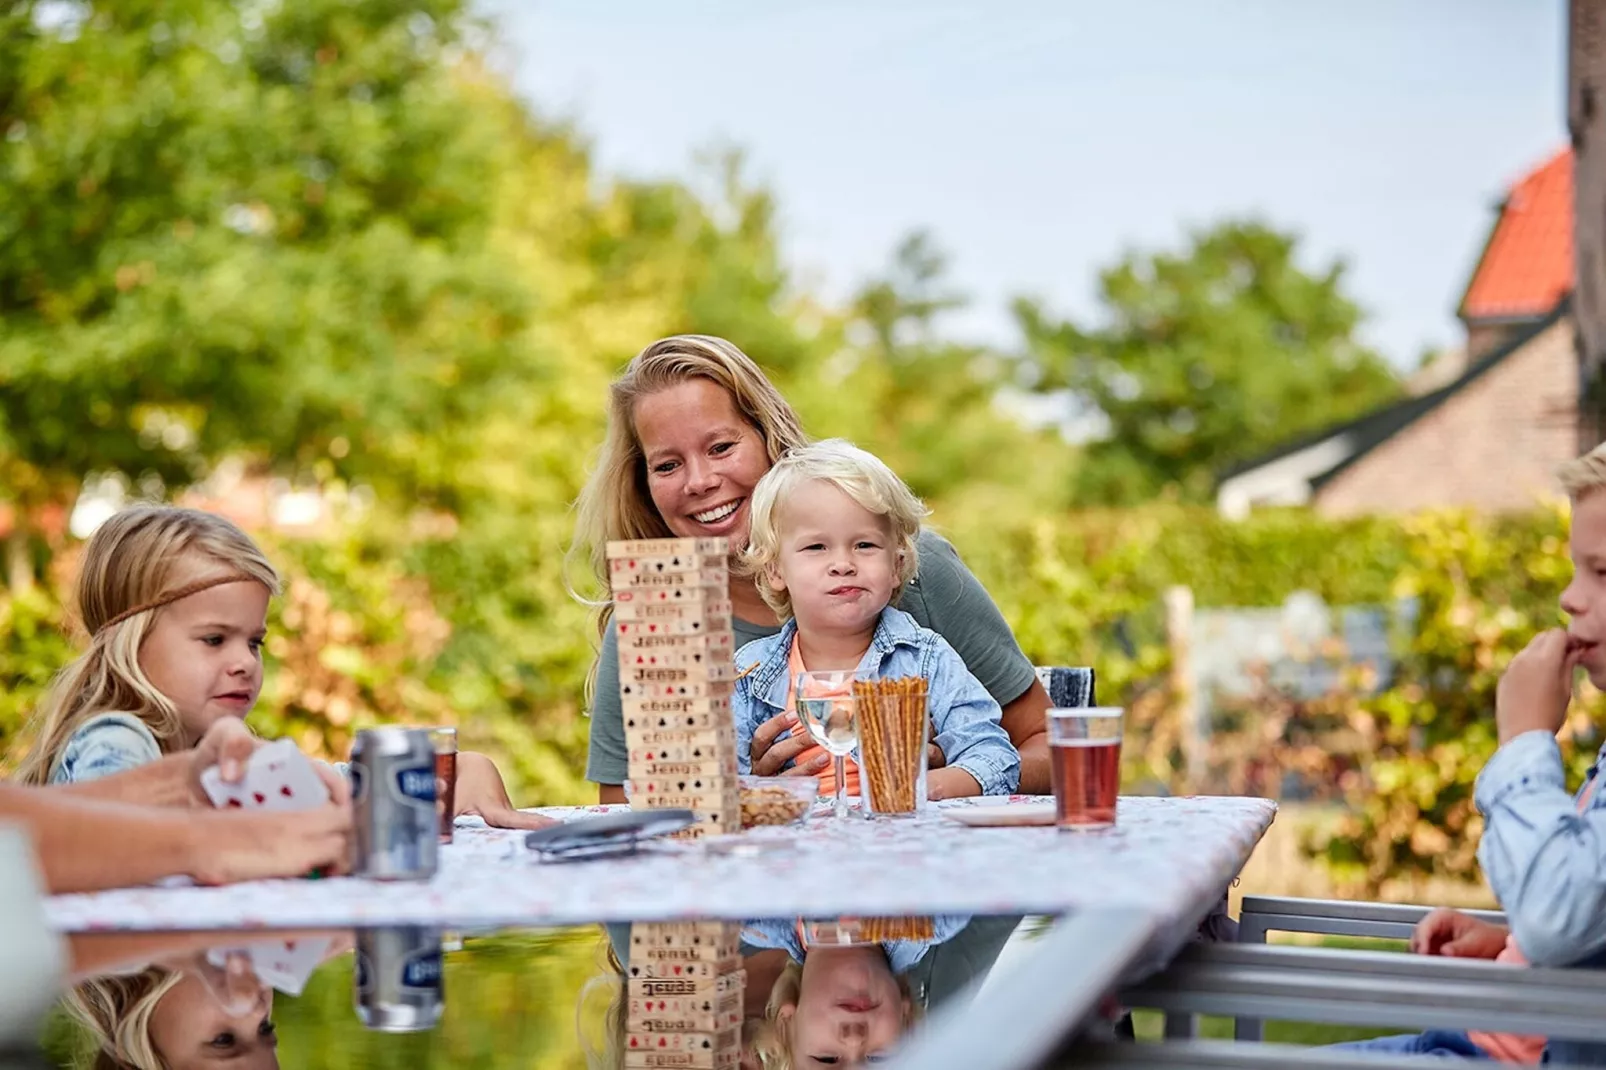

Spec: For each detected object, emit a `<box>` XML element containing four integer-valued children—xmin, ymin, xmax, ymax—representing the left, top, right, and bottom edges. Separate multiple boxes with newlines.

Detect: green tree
<box><xmin>1013</xmin><ymin>220</ymin><xmax>1402</xmax><ymax>504</ymax></box>
<box><xmin>0</xmin><ymin>0</ymin><xmax>539</xmax><ymax>586</ymax></box>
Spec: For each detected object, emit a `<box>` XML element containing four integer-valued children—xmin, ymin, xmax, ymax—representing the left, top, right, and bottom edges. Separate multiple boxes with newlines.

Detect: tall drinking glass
<box><xmin>794</xmin><ymin>670</ymin><xmax>860</xmax><ymax>821</ymax></box>
<box><xmin>1046</xmin><ymin>707</ymin><xmax>1123</xmax><ymax>830</ymax></box>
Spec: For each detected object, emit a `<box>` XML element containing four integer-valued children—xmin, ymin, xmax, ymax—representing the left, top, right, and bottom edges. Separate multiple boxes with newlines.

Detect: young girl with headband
<box><xmin>12</xmin><ymin>505</ymin><xmax>551</xmax><ymax>834</ymax></box>
<box><xmin>15</xmin><ymin>505</ymin><xmax>281</xmax><ymax>786</ymax></box>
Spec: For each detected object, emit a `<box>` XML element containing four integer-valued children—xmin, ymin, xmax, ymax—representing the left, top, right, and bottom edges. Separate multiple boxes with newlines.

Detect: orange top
<box><xmin>784</xmin><ymin>637</ymin><xmax>860</xmax><ymax>797</ymax></box>
<box><xmin>1467</xmin><ymin>772</ymin><xmax>1601</xmax><ymax>1062</ymax></box>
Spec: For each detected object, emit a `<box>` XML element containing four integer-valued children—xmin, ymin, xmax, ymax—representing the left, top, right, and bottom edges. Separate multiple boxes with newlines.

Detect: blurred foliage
<box><xmin>1015</xmin><ymin>220</ymin><xmax>1402</xmax><ymax>504</ymax></box>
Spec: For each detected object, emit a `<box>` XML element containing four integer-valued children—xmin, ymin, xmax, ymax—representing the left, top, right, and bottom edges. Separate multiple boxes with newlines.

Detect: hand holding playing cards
<box><xmin>186</xmin><ymin>719</ymin><xmax>262</xmax><ymax>806</ymax></box>
<box><xmin>453</xmin><ymin>751</ymin><xmax>556</xmax><ymax>831</ymax></box>
<box><xmin>188</xmin><ymin>804</ymin><xmax>352</xmax><ymax>885</ymax></box>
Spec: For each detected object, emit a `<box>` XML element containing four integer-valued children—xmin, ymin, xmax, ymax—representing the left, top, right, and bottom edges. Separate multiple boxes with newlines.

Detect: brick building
<box><xmin>1217</xmin><ymin>149</ymin><xmax>1580</xmax><ymax>519</ymax></box>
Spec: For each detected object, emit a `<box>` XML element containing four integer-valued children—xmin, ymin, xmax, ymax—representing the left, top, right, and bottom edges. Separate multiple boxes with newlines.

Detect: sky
<box><xmin>482</xmin><ymin>0</ymin><xmax>1566</xmax><ymax>370</ymax></box>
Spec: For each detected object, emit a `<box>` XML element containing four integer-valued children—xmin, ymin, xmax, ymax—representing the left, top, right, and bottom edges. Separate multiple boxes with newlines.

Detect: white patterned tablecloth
<box><xmin>46</xmin><ymin>795</ymin><xmax>1275</xmax><ymax>943</ymax></box>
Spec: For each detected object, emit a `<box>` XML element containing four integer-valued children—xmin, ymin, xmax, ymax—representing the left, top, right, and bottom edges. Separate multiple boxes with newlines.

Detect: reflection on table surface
<box><xmin>43</xmin><ymin>912</ymin><xmax>1025</xmax><ymax>1069</ymax></box>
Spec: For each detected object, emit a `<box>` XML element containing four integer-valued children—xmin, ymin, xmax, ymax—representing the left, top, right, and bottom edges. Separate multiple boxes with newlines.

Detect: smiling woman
<box><xmin>571</xmin><ymin>335</ymin><xmax>1054</xmax><ymax>799</ymax></box>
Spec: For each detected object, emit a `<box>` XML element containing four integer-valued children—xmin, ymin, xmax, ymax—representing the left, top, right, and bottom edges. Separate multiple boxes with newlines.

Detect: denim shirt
<box><xmin>1476</xmin><ymin>730</ymin><xmax>1606</xmax><ymax>1064</ymax></box>
<box><xmin>732</xmin><ymin>607</ymin><xmax>1020</xmax><ymax>796</ymax></box>
<box><xmin>741</xmin><ymin>914</ymin><xmax>971</xmax><ymax>975</ymax></box>
<box><xmin>48</xmin><ymin>713</ymin><xmax>163</xmax><ymax>786</ymax></box>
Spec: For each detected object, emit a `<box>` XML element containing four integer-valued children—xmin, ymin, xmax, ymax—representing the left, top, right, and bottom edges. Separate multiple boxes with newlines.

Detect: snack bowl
<box><xmin>739</xmin><ymin>775</ymin><xmax>819</xmax><ymax>828</ymax></box>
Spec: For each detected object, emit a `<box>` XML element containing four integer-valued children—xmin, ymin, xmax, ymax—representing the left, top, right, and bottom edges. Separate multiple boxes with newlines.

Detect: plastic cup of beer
<box><xmin>1046</xmin><ymin>708</ymin><xmax>1122</xmax><ymax>831</ymax></box>
<box><xmin>431</xmin><ymin>727</ymin><xmax>458</xmax><ymax>844</ymax></box>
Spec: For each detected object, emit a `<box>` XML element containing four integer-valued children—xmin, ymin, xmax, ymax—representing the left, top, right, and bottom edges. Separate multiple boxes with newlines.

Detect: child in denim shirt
<box><xmin>732</xmin><ymin>440</ymin><xmax>1019</xmax><ymax>800</ymax></box>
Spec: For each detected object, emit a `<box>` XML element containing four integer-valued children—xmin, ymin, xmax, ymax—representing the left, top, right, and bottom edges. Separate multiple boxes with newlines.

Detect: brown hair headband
<box><xmin>95</xmin><ymin>574</ymin><xmax>262</xmax><ymax>636</ymax></box>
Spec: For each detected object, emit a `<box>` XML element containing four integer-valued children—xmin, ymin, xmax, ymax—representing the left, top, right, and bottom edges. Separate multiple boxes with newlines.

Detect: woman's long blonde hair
<box><xmin>62</xmin><ymin>967</ymin><xmax>184</xmax><ymax>1070</ymax></box>
<box><xmin>570</xmin><ymin>335</ymin><xmax>810</xmax><ymax>641</ymax></box>
<box><xmin>13</xmin><ymin>505</ymin><xmax>280</xmax><ymax>785</ymax></box>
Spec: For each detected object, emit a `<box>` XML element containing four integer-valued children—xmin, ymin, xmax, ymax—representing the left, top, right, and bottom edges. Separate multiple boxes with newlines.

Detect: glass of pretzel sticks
<box><xmin>853</xmin><ymin>675</ymin><xmax>930</xmax><ymax>817</ymax></box>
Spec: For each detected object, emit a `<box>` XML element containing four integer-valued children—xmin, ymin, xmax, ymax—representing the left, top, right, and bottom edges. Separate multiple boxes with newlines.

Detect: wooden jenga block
<box><xmin>626</xmin><ymin>774</ymin><xmax>739</xmax><ymax>798</ymax></box>
<box><xmin>613</xmin><ymin>601</ymin><xmax>734</xmax><ymax>626</ymax></box>
<box><xmin>626</xmin><ymin>730</ymin><xmax>737</xmax><ymax>762</ymax></box>
<box><xmin>616</xmin><ymin>586</ymin><xmax>728</xmax><ymax>607</ymax></box>
<box><xmin>620</xmin><ymin>678</ymin><xmax>735</xmax><ymax>702</ymax></box>
<box><xmin>623</xmin><ymin>693</ymin><xmax>733</xmax><ymax>717</ymax></box>
<box><xmin>626</xmin><ymin>955</ymin><xmax>743</xmax><ymax>981</ymax></box>
<box><xmin>618</xmin><ymin>646</ymin><xmax>733</xmax><ymax>672</ymax></box>
<box><xmin>621</xmin><ymin>661</ymin><xmax>736</xmax><ymax>685</ymax></box>
<box><xmin>626</xmin><ymin>991</ymin><xmax>743</xmax><ymax>1034</ymax></box>
<box><xmin>629</xmin><ymin>755</ymin><xmax>739</xmax><ymax>780</ymax></box>
<box><xmin>612</xmin><ymin>567</ymin><xmax>729</xmax><ymax>591</ymax></box>
<box><xmin>632</xmin><ymin>788</ymin><xmax>740</xmax><ymax>813</ymax></box>
<box><xmin>618</xmin><ymin>630</ymin><xmax>735</xmax><ymax>656</ymax></box>
<box><xmin>616</xmin><ymin>616</ymin><xmax>731</xmax><ymax>637</ymax></box>
<box><xmin>624</xmin><ymin>1028</ymin><xmax>742</xmax><ymax>1061</ymax></box>
<box><xmin>628</xmin><ymin>970</ymin><xmax>746</xmax><ymax>1000</ymax></box>
<box><xmin>667</xmin><ymin>814</ymin><xmax>740</xmax><ymax>839</ymax></box>
<box><xmin>607</xmin><ymin>538</ymin><xmax>728</xmax><ymax>559</ymax></box>
<box><xmin>623</xmin><ymin>1051</ymin><xmax>738</xmax><ymax>1070</ymax></box>
<box><xmin>624</xmin><ymin>707</ymin><xmax>730</xmax><ymax>734</ymax></box>
<box><xmin>628</xmin><ymin>934</ymin><xmax>741</xmax><ymax>964</ymax></box>
<box><xmin>610</xmin><ymin>551</ymin><xmax>728</xmax><ymax>577</ymax></box>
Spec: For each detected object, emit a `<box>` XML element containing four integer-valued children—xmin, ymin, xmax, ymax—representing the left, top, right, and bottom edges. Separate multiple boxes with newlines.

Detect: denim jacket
<box><xmin>1476</xmin><ymin>730</ymin><xmax>1606</xmax><ymax>1064</ymax></box>
<box><xmin>741</xmin><ymin>914</ymin><xmax>971</xmax><ymax>975</ymax></box>
<box><xmin>732</xmin><ymin>607</ymin><xmax>1020</xmax><ymax>796</ymax></box>
<box><xmin>48</xmin><ymin>713</ymin><xmax>163</xmax><ymax>785</ymax></box>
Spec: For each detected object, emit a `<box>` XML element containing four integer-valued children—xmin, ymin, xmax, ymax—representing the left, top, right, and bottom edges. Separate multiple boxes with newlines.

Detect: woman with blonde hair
<box><xmin>572</xmin><ymin>335</ymin><xmax>1052</xmax><ymax>799</ymax></box>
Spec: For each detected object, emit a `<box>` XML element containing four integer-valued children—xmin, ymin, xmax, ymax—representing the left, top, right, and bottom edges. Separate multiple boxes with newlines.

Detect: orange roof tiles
<box><xmin>1460</xmin><ymin>147</ymin><xmax>1573</xmax><ymax>322</ymax></box>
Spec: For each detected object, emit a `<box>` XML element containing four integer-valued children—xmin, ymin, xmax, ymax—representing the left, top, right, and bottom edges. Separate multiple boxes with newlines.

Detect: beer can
<box><xmin>351</xmin><ymin>726</ymin><xmax>438</xmax><ymax>880</ymax></box>
<box><xmin>354</xmin><ymin>926</ymin><xmax>444</xmax><ymax>1032</ymax></box>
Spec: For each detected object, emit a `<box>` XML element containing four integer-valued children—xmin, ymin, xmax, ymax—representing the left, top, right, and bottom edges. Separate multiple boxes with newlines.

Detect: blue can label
<box><xmin>402</xmin><ymin>949</ymin><xmax>443</xmax><ymax>990</ymax></box>
<box><xmin>394</xmin><ymin>765</ymin><xmax>436</xmax><ymax>805</ymax></box>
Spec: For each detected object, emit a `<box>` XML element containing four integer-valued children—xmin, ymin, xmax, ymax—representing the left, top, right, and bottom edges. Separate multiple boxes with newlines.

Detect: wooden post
<box><xmin>1164</xmin><ymin>585</ymin><xmax>1204</xmax><ymax>790</ymax></box>
<box><xmin>1572</xmin><ymin>0</ymin><xmax>1606</xmax><ymax>449</ymax></box>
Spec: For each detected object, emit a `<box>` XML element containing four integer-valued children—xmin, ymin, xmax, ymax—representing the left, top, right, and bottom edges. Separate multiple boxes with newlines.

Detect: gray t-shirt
<box><xmin>585</xmin><ymin>529</ymin><xmax>1035</xmax><ymax>786</ymax></box>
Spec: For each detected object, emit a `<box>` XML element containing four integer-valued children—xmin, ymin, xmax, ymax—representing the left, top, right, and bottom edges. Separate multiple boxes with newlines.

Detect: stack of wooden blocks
<box><xmin>607</xmin><ymin>537</ymin><xmax>740</xmax><ymax>839</ymax></box>
<box><xmin>624</xmin><ymin>922</ymin><xmax>745</xmax><ymax>1069</ymax></box>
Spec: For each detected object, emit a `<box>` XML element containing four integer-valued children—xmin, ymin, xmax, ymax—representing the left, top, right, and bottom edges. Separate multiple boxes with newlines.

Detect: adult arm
<box><xmin>925</xmin><ymin>635</ymin><xmax>1020</xmax><ymax>800</ymax></box>
<box><xmin>585</xmin><ymin>620</ymin><xmax>630</xmax><ymax>803</ymax></box>
<box><xmin>909</xmin><ymin>533</ymin><xmax>1049</xmax><ymax>793</ymax></box>
<box><xmin>3</xmin><ymin>785</ymin><xmax>351</xmax><ymax>894</ymax></box>
<box><xmin>1475</xmin><ymin>731</ymin><xmax>1606</xmax><ymax>966</ymax></box>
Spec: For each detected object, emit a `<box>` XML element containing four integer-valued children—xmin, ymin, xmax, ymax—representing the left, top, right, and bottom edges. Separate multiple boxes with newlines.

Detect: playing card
<box><xmin>198</xmin><ymin>738</ymin><xmax>330</xmax><ymax>812</ymax></box>
<box><xmin>248</xmin><ymin>936</ymin><xmax>332</xmax><ymax>996</ymax></box>
<box><xmin>244</xmin><ymin>739</ymin><xmax>331</xmax><ymax>812</ymax></box>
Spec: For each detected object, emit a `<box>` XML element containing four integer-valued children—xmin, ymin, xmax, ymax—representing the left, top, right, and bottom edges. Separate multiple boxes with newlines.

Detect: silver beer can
<box><xmin>354</xmin><ymin>926</ymin><xmax>444</xmax><ymax>1032</ymax></box>
<box><xmin>351</xmin><ymin>726</ymin><xmax>438</xmax><ymax>881</ymax></box>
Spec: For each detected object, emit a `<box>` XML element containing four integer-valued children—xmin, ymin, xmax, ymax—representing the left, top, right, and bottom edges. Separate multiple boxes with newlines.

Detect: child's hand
<box><xmin>750</xmin><ymin>712</ymin><xmax>830</xmax><ymax>778</ymax></box>
<box><xmin>1496</xmin><ymin>629</ymin><xmax>1582</xmax><ymax>745</ymax></box>
<box><xmin>1410</xmin><ymin>908</ymin><xmax>1510</xmax><ymax>959</ymax></box>
<box><xmin>186</xmin><ymin>719</ymin><xmax>262</xmax><ymax>805</ymax></box>
<box><xmin>452</xmin><ymin>751</ymin><xmax>556</xmax><ymax>831</ymax></box>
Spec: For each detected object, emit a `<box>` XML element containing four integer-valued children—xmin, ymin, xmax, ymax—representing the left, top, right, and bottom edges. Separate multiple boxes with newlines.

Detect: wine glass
<box><xmin>794</xmin><ymin>669</ymin><xmax>860</xmax><ymax>821</ymax></box>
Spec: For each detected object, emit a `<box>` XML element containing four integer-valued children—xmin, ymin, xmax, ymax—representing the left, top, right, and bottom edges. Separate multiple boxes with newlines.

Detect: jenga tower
<box><xmin>624</xmin><ymin>922</ymin><xmax>745</xmax><ymax>1069</ymax></box>
<box><xmin>607</xmin><ymin>537</ymin><xmax>740</xmax><ymax>839</ymax></box>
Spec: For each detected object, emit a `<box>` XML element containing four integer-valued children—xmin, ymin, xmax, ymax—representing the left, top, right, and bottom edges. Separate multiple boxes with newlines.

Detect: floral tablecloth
<box><xmin>46</xmin><ymin>795</ymin><xmax>1275</xmax><ymax>946</ymax></box>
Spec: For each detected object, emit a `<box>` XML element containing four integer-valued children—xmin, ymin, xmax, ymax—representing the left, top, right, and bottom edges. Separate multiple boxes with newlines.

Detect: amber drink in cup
<box><xmin>431</xmin><ymin>727</ymin><xmax>458</xmax><ymax>844</ymax></box>
<box><xmin>1047</xmin><ymin>708</ymin><xmax>1122</xmax><ymax>830</ymax></box>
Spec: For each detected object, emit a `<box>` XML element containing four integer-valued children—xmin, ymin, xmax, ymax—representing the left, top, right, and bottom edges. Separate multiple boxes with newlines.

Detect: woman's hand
<box><xmin>749</xmin><ymin>712</ymin><xmax>830</xmax><ymax>778</ymax></box>
<box><xmin>452</xmin><ymin>752</ymin><xmax>557</xmax><ymax>831</ymax></box>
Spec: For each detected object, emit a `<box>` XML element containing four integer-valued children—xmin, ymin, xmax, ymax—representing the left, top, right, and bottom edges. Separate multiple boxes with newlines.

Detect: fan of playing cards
<box><xmin>199</xmin><ymin>739</ymin><xmax>331</xmax><ymax>813</ymax></box>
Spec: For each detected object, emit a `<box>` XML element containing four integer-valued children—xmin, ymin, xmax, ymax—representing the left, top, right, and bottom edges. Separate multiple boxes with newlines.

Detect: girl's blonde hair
<box><xmin>746</xmin><ymin>959</ymin><xmax>920</xmax><ymax>1070</ymax></box>
<box><xmin>1559</xmin><ymin>442</ymin><xmax>1606</xmax><ymax>500</ymax></box>
<box><xmin>63</xmin><ymin>967</ymin><xmax>184</xmax><ymax>1070</ymax></box>
<box><xmin>740</xmin><ymin>439</ymin><xmax>928</xmax><ymax>620</ymax></box>
<box><xmin>570</xmin><ymin>334</ymin><xmax>809</xmax><ymax>640</ymax></box>
<box><xmin>13</xmin><ymin>505</ymin><xmax>280</xmax><ymax>785</ymax></box>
